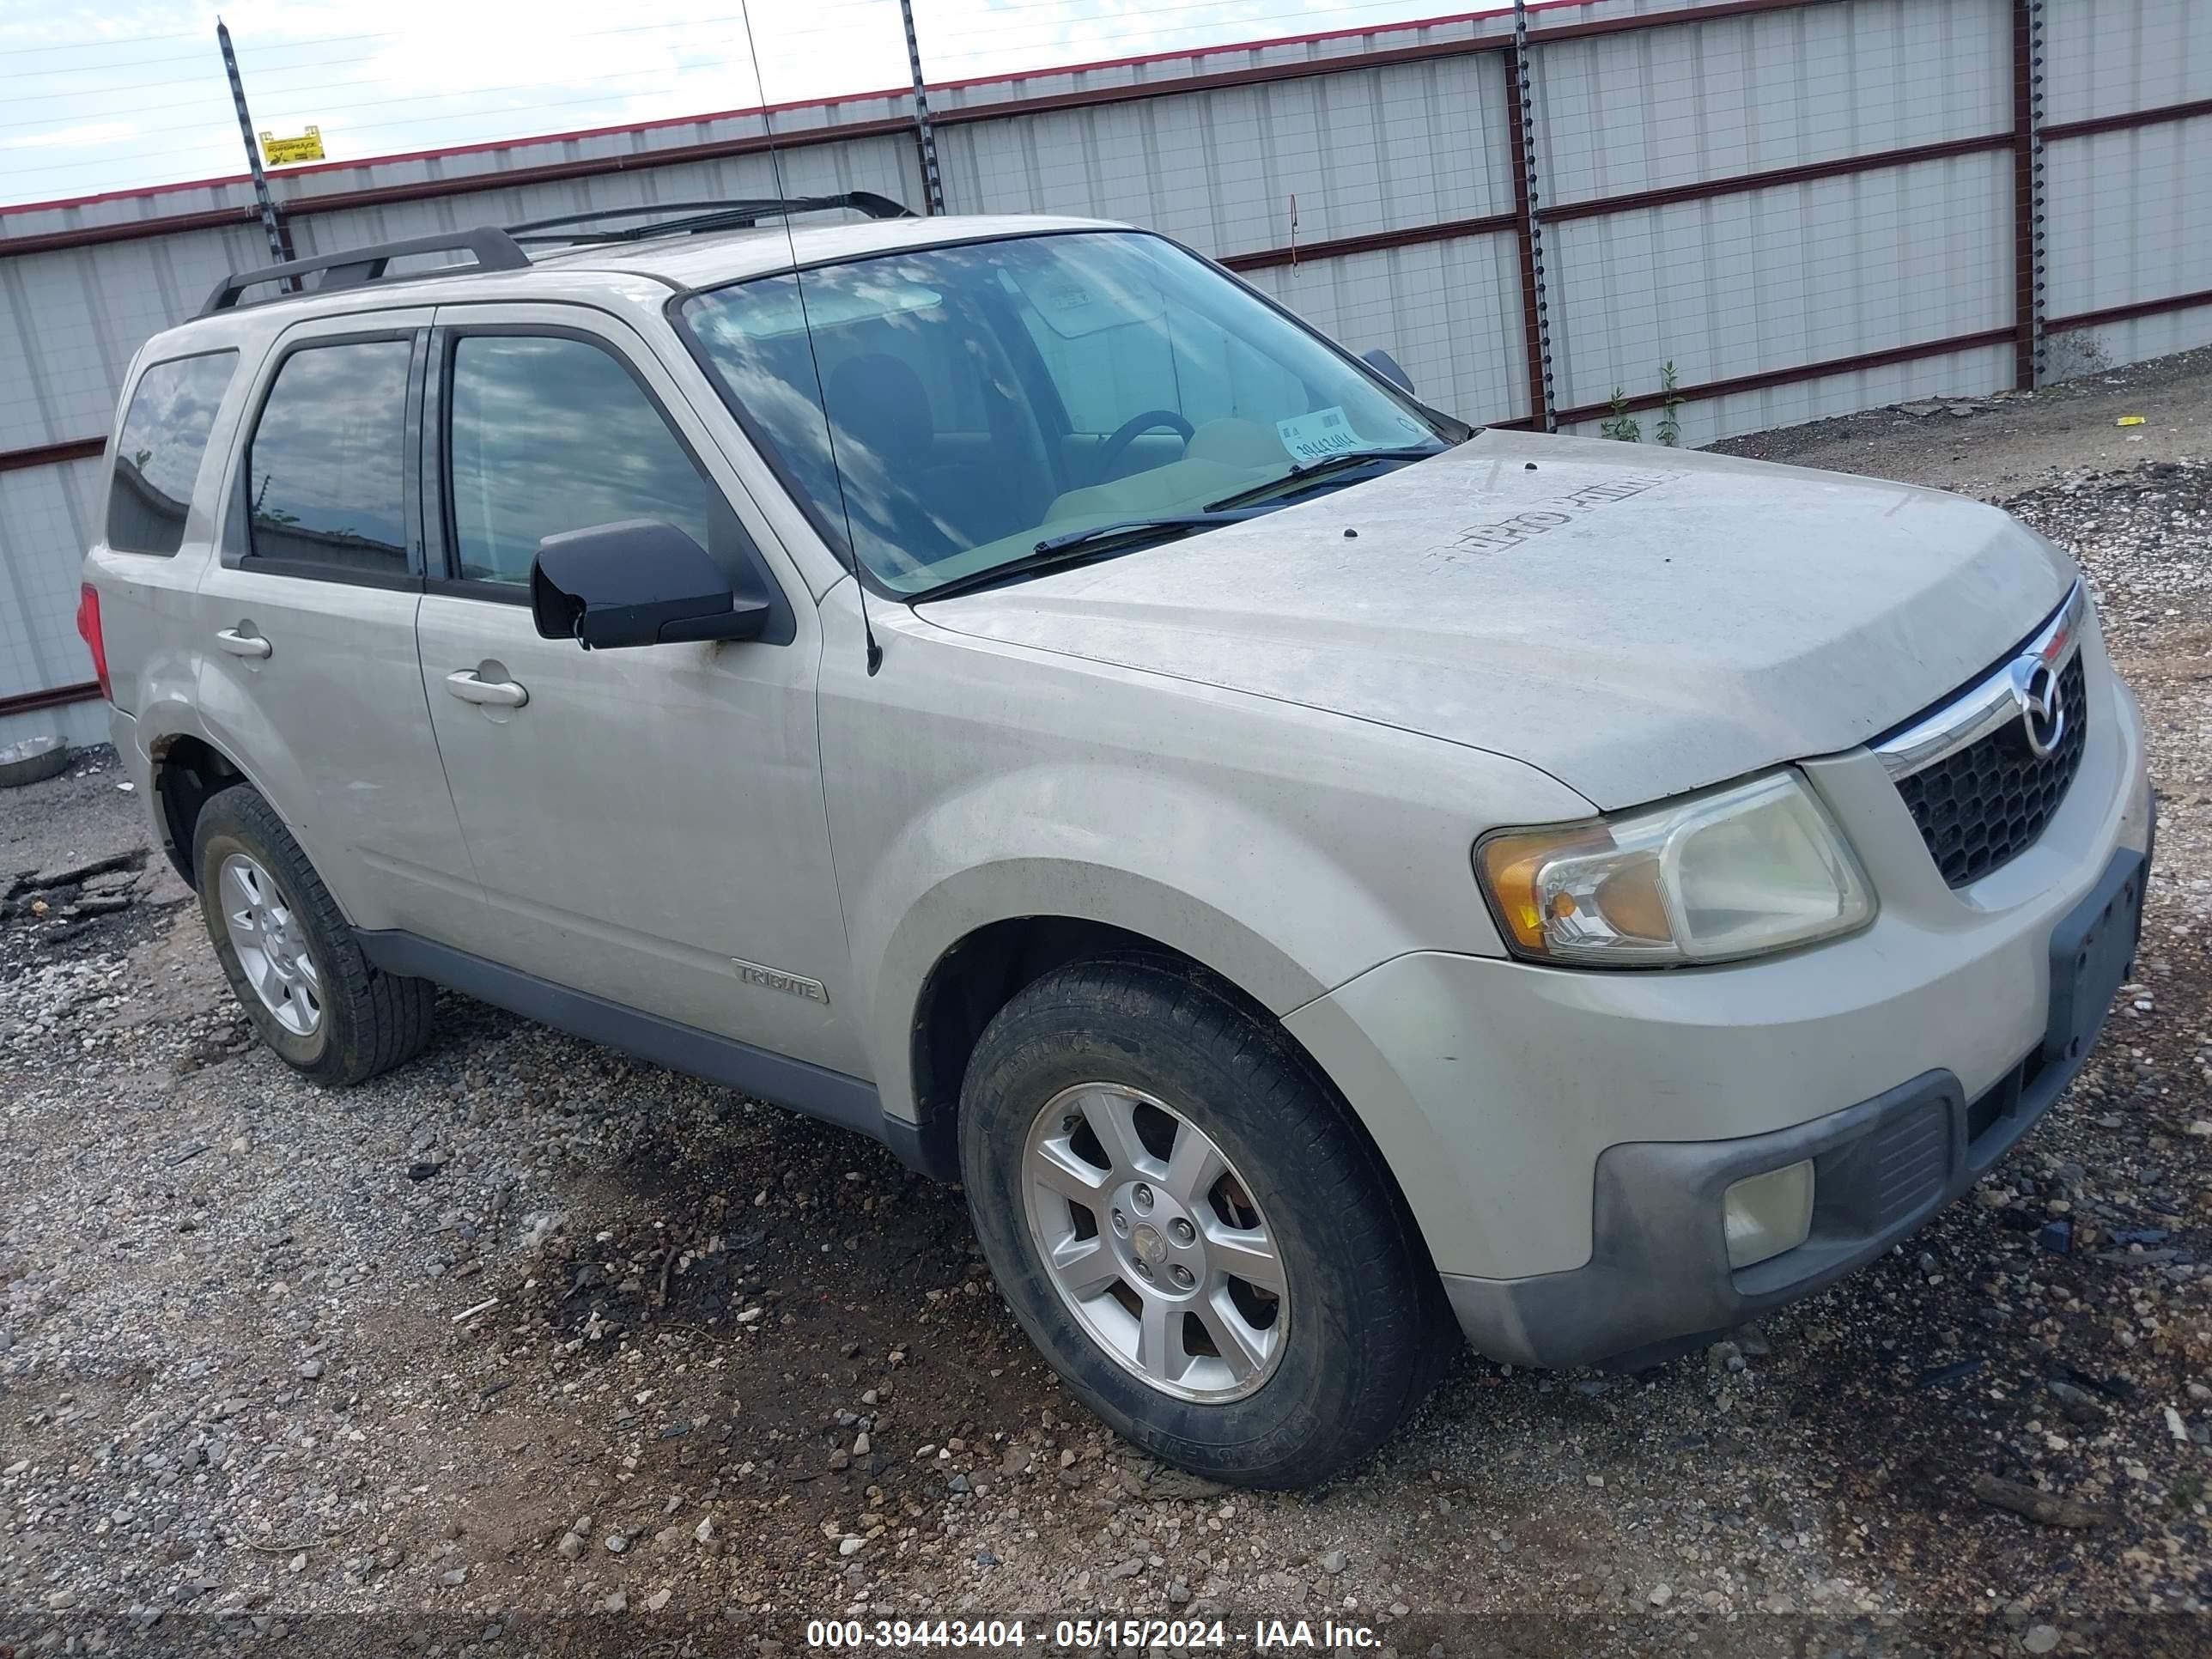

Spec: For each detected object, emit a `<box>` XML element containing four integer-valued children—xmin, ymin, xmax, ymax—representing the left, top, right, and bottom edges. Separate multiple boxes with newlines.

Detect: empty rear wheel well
<box><xmin>150</xmin><ymin>736</ymin><xmax>246</xmax><ymax>887</ymax></box>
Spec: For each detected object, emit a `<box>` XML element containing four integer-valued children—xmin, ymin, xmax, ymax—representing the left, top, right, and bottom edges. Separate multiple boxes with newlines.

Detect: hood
<box><xmin>915</xmin><ymin>429</ymin><xmax>2073</xmax><ymax>810</ymax></box>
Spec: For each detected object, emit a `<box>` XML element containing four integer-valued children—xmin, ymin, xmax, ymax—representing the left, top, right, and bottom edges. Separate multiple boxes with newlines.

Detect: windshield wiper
<box><xmin>915</xmin><ymin>513</ymin><xmax>1260</xmax><ymax>602</ymax></box>
<box><xmin>1032</xmin><ymin>512</ymin><xmax>1263</xmax><ymax>556</ymax></box>
<box><xmin>1206</xmin><ymin>444</ymin><xmax>1444</xmax><ymax>511</ymax></box>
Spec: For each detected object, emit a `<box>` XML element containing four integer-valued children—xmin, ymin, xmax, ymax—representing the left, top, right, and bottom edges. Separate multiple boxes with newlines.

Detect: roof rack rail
<box><xmin>505</xmin><ymin>191</ymin><xmax>915</xmax><ymax>246</ymax></box>
<box><xmin>198</xmin><ymin>228</ymin><xmax>530</xmax><ymax>318</ymax></box>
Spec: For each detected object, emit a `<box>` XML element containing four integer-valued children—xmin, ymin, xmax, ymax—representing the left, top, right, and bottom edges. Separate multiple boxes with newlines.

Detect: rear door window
<box><xmin>245</xmin><ymin>339</ymin><xmax>413</xmax><ymax>576</ymax></box>
<box><xmin>106</xmin><ymin>351</ymin><xmax>238</xmax><ymax>556</ymax></box>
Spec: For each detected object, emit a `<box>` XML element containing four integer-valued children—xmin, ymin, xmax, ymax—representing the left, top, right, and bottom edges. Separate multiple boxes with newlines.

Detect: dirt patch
<box><xmin>1714</xmin><ymin>346</ymin><xmax>2212</xmax><ymax>500</ymax></box>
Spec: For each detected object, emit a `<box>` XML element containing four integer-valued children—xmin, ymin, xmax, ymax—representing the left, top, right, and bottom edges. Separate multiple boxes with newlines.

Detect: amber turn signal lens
<box><xmin>1477</xmin><ymin>826</ymin><xmax>1612</xmax><ymax>952</ymax></box>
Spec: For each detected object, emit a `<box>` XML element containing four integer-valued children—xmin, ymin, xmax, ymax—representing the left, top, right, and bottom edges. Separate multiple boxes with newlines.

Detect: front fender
<box><xmin>850</xmin><ymin>761</ymin><xmax>1552</xmax><ymax>1279</ymax></box>
<box><xmin>858</xmin><ymin>766</ymin><xmax>1370</xmax><ymax>1126</ymax></box>
<box><xmin>847</xmin><ymin>737</ymin><xmax>1572</xmax><ymax>1121</ymax></box>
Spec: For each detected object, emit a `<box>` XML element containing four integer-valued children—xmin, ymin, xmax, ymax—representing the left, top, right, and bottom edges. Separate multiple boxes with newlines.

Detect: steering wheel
<box><xmin>1092</xmin><ymin>409</ymin><xmax>1194</xmax><ymax>483</ymax></box>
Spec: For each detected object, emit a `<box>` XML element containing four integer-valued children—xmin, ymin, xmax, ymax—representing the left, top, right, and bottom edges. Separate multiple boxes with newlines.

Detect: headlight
<box><xmin>1474</xmin><ymin>771</ymin><xmax>1874</xmax><ymax>967</ymax></box>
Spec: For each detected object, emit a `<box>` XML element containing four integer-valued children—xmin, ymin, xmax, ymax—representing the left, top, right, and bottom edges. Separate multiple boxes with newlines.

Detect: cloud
<box><xmin>0</xmin><ymin>119</ymin><xmax>141</xmax><ymax>151</ymax></box>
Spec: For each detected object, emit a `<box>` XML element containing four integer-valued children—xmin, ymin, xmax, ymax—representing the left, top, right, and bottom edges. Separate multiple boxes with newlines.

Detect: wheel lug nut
<box><xmin>1132</xmin><ymin>1184</ymin><xmax>1153</xmax><ymax>1212</ymax></box>
<box><xmin>1133</xmin><ymin>1260</ymin><xmax>1155</xmax><ymax>1280</ymax></box>
<box><xmin>1170</xmin><ymin>1265</ymin><xmax>1194</xmax><ymax>1289</ymax></box>
<box><xmin>1170</xmin><ymin>1218</ymin><xmax>1195</xmax><ymax>1245</ymax></box>
<box><xmin>1111</xmin><ymin>1211</ymin><xmax>1128</xmax><ymax>1237</ymax></box>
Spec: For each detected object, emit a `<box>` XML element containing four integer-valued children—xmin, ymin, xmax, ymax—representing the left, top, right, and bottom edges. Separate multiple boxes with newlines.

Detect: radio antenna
<box><xmin>735</xmin><ymin>1</ymin><xmax>884</xmax><ymax>675</ymax></box>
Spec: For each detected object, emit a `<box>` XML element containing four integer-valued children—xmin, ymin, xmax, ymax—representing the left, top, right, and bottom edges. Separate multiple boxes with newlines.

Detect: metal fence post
<box><xmin>2013</xmin><ymin>0</ymin><xmax>2049</xmax><ymax>388</ymax></box>
<box><xmin>898</xmin><ymin>0</ymin><xmax>947</xmax><ymax>214</ymax></box>
<box><xmin>1508</xmin><ymin>2</ymin><xmax>1556</xmax><ymax>430</ymax></box>
<box><xmin>216</xmin><ymin>20</ymin><xmax>296</xmax><ymax>281</ymax></box>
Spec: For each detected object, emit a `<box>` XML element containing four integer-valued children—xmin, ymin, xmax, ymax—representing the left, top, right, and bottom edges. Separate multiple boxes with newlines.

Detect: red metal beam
<box><xmin>1551</xmin><ymin>326</ymin><xmax>2018</xmax><ymax>424</ymax></box>
<box><xmin>2041</xmin><ymin>95</ymin><xmax>2212</xmax><ymax>143</ymax></box>
<box><xmin>1541</xmin><ymin>131</ymin><xmax>2012</xmax><ymax>222</ymax></box>
<box><xmin>0</xmin><ymin>682</ymin><xmax>101</xmax><ymax>719</ymax></box>
<box><xmin>927</xmin><ymin>0</ymin><xmax>1597</xmax><ymax>95</ymax></box>
<box><xmin>0</xmin><ymin>207</ymin><xmax>257</xmax><ymax>258</ymax></box>
<box><xmin>2046</xmin><ymin>289</ymin><xmax>2212</xmax><ymax>333</ymax></box>
<box><xmin>1527</xmin><ymin>0</ymin><xmax>1840</xmax><ymax>44</ymax></box>
<box><xmin>0</xmin><ymin>436</ymin><xmax>104</xmax><ymax>474</ymax></box>
<box><xmin>283</xmin><ymin>117</ymin><xmax>919</xmax><ymax>221</ymax></box>
<box><xmin>1219</xmin><ymin>211</ymin><xmax>1517</xmax><ymax>272</ymax></box>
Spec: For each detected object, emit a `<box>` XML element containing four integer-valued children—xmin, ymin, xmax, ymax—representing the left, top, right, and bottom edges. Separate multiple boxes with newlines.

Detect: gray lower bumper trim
<box><xmin>1444</xmin><ymin>1066</ymin><xmax>1966</xmax><ymax>1370</ymax></box>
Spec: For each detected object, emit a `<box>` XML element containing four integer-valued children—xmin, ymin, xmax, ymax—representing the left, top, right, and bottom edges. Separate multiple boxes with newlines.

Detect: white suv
<box><xmin>78</xmin><ymin>198</ymin><xmax>2153</xmax><ymax>1486</ymax></box>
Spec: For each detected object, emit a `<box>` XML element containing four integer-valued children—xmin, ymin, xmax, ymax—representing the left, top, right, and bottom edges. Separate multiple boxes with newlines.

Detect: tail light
<box><xmin>76</xmin><ymin>583</ymin><xmax>112</xmax><ymax>702</ymax></box>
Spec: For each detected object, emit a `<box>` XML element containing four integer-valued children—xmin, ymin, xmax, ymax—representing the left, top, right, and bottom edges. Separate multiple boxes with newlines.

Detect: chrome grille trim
<box><xmin>1874</xmin><ymin>580</ymin><xmax>2087</xmax><ymax>782</ymax></box>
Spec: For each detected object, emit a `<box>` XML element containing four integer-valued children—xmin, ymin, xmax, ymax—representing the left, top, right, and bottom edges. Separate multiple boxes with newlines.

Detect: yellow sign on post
<box><xmin>258</xmin><ymin>125</ymin><xmax>325</xmax><ymax>165</ymax></box>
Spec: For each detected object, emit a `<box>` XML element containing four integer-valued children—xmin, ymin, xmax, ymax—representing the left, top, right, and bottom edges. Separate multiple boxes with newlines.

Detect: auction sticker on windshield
<box><xmin>1275</xmin><ymin>406</ymin><xmax>1364</xmax><ymax>463</ymax></box>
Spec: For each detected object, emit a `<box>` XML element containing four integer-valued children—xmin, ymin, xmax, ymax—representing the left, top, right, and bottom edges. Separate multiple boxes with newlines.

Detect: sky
<box><xmin>0</xmin><ymin>0</ymin><xmax>1494</xmax><ymax>210</ymax></box>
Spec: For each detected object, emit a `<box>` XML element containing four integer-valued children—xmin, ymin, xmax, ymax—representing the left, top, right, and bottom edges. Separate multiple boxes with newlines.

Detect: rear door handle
<box><xmin>215</xmin><ymin>628</ymin><xmax>271</xmax><ymax>659</ymax></box>
<box><xmin>444</xmin><ymin>669</ymin><xmax>529</xmax><ymax>708</ymax></box>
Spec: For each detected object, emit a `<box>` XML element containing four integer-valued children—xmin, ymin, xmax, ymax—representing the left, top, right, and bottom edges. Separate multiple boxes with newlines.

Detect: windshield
<box><xmin>678</xmin><ymin>231</ymin><xmax>1452</xmax><ymax>596</ymax></box>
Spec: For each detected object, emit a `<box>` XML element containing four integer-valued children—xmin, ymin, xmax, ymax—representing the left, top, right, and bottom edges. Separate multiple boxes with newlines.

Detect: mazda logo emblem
<box><xmin>2013</xmin><ymin>656</ymin><xmax>2066</xmax><ymax>760</ymax></box>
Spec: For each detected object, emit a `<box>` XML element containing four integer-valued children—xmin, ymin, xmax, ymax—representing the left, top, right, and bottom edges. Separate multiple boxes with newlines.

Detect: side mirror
<box><xmin>1361</xmin><ymin>348</ymin><xmax>1414</xmax><ymax>394</ymax></box>
<box><xmin>530</xmin><ymin>520</ymin><xmax>769</xmax><ymax>650</ymax></box>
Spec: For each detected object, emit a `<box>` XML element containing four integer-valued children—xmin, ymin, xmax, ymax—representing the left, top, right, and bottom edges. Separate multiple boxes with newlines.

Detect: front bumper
<box><xmin>1442</xmin><ymin>831</ymin><xmax>2149</xmax><ymax>1380</ymax></box>
<box><xmin>1444</xmin><ymin>841</ymin><xmax>2144</xmax><ymax>1370</ymax></box>
<box><xmin>1443</xmin><ymin>823</ymin><xmax>2146</xmax><ymax>1370</ymax></box>
<box><xmin>1284</xmin><ymin>647</ymin><xmax>2151</xmax><ymax>1363</ymax></box>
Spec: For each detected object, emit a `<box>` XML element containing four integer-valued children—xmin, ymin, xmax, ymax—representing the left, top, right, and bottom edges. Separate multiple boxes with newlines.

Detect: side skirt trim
<box><xmin>354</xmin><ymin>929</ymin><xmax>953</xmax><ymax>1178</ymax></box>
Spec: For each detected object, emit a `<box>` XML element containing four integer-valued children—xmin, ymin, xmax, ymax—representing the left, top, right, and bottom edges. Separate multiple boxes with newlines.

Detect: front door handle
<box><xmin>215</xmin><ymin>628</ymin><xmax>271</xmax><ymax>659</ymax></box>
<box><xmin>444</xmin><ymin>669</ymin><xmax>529</xmax><ymax>708</ymax></box>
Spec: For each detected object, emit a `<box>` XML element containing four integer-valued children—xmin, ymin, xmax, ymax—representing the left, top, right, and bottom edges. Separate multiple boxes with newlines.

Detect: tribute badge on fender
<box><xmin>731</xmin><ymin>957</ymin><xmax>829</xmax><ymax>1004</ymax></box>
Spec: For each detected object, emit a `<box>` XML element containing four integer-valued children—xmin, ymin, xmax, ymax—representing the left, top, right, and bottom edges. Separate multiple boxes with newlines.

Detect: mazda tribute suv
<box><xmin>77</xmin><ymin>198</ymin><xmax>2154</xmax><ymax>1486</ymax></box>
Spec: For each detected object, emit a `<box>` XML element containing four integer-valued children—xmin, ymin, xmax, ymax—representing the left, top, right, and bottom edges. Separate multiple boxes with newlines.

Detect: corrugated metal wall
<box><xmin>1536</xmin><ymin>0</ymin><xmax>2018</xmax><ymax>440</ymax></box>
<box><xmin>3</xmin><ymin>0</ymin><xmax>2208</xmax><ymax>749</ymax></box>
<box><xmin>2040</xmin><ymin>0</ymin><xmax>2211</xmax><ymax>379</ymax></box>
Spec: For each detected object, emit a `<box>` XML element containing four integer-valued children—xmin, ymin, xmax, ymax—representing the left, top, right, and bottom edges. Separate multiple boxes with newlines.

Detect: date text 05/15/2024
<box><xmin>804</xmin><ymin>1618</ymin><xmax>1385</xmax><ymax>1649</ymax></box>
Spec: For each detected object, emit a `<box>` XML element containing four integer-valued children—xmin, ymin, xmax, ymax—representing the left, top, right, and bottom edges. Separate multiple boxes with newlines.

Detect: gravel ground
<box><xmin>3</xmin><ymin>355</ymin><xmax>2210</xmax><ymax>1657</ymax></box>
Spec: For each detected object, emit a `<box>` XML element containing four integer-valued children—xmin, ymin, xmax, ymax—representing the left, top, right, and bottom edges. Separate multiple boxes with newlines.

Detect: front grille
<box><xmin>1896</xmin><ymin>653</ymin><xmax>2087</xmax><ymax>887</ymax></box>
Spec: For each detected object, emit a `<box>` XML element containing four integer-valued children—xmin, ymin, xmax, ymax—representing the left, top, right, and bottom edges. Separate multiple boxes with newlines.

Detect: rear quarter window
<box><xmin>106</xmin><ymin>350</ymin><xmax>239</xmax><ymax>556</ymax></box>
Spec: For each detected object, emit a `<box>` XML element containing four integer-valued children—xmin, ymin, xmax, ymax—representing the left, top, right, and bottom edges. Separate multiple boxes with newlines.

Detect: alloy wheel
<box><xmin>218</xmin><ymin>852</ymin><xmax>322</xmax><ymax>1037</ymax></box>
<box><xmin>1021</xmin><ymin>1081</ymin><xmax>1288</xmax><ymax>1402</ymax></box>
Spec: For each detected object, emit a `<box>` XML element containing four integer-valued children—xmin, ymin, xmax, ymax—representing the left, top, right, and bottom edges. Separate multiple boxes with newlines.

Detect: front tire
<box><xmin>192</xmin><ymin>786</ymin><xmax>434</xmax><ymax>1085</ymax></box>
<box><xmin>959</xmin><ymin>955</ymin><xmax>1446</xmax><ymax>1487</ymax></box>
